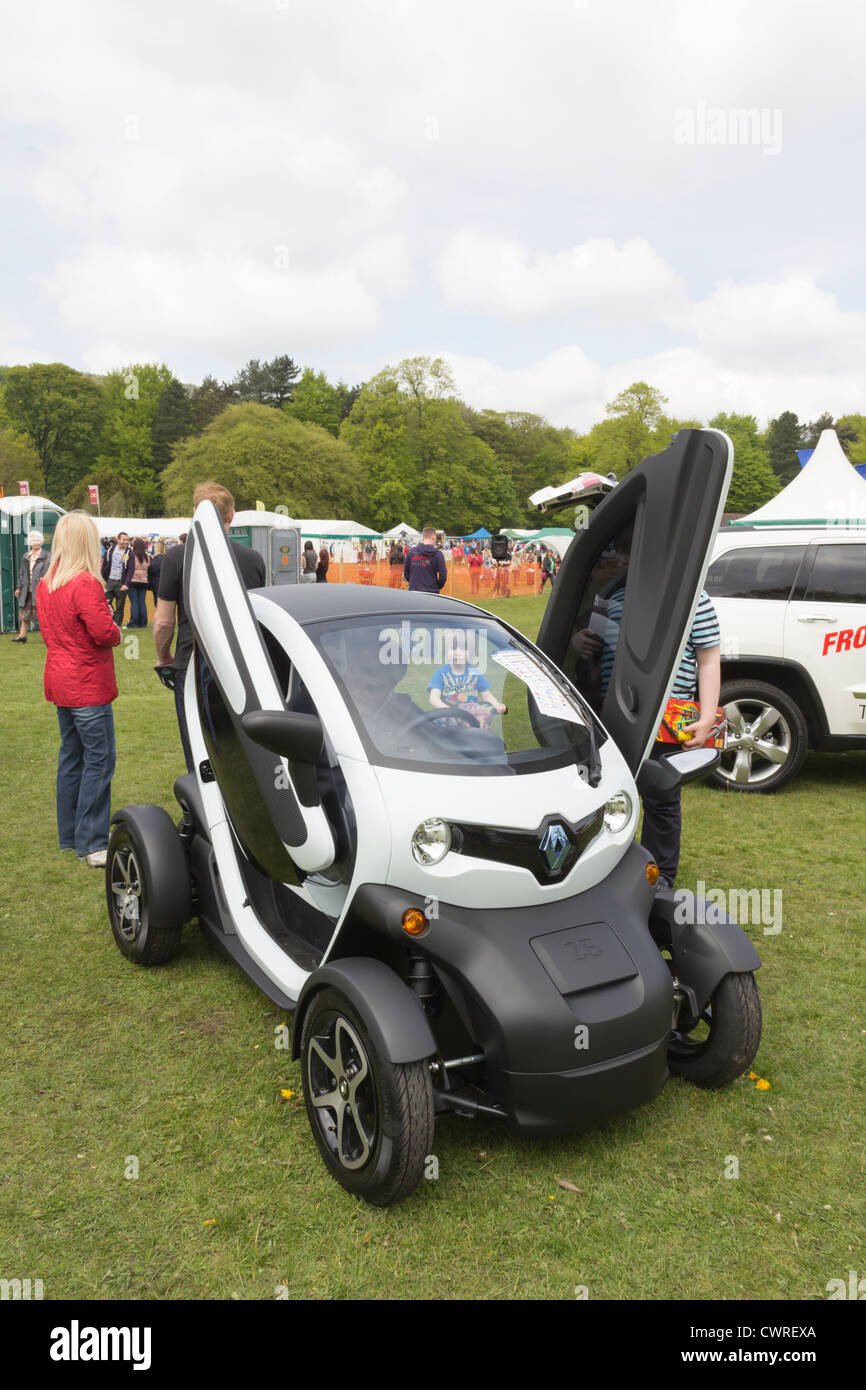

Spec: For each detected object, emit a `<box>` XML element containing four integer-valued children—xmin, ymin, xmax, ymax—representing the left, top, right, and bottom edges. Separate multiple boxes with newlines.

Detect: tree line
<box><xmin>1</xmin><ymin>354</ymin><xmax>864</xmax><ymax>532</ymax></box>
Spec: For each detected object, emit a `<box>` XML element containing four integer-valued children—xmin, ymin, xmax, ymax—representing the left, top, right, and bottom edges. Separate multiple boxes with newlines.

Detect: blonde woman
<box><xmin>36</xmin><ymin>512</ymin><xmax>121</xmax><ymax>867</ymax></box>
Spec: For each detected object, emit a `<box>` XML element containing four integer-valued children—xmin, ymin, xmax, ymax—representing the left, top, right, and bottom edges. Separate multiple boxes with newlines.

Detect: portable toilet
<box><xmin>0</xmin><ymin>496</ymin><xmax>66</xmax><ymax>633</ymax></box>
<box><xmin>228</xmin><ymin>510</ymin><xmax>301</xmax><ymax>584</ymax></box>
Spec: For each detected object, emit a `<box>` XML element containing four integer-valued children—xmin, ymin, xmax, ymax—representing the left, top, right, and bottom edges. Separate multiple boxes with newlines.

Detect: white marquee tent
<box><xmin>89</xmin><ymin>514</ymin><xmax>191</xmax><ymax>539</ymax></box>
<box><xmin>731</xmin><ymin>429</ymin><xmax>866</xmax><ymax>528</ymax></box>
<box><xmin>383</xmin><ymin>521</ymin><xmax>421</xmax><ymax>540</ymax></box>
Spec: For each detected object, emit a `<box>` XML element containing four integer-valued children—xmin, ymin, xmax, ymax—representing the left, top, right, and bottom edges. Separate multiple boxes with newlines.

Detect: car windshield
<box><xmin>306</xmin><ymin>612</ymin><xmax>602</xmax><ymax>776</ymax></box>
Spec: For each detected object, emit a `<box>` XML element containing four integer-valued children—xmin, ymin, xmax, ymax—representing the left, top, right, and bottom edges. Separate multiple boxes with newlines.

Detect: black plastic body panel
<box><xmin>291</xmin><ymin>957</ymin><xmax>438</xmax><ymax>1065</ymax></box>
<box><xmin>110</xmin><ymin>804</ymin><xmax>192</xmax><ymax>930</ymax></box>
<box><xmin>346</xmin><ymin>842</ymin><xmax>675</xmax><ymax>1135</ymax></box>
<box><xmin>650</xmin><ymin>888</ymin><xmax>762</xmax><ymax>1008</ymax></box>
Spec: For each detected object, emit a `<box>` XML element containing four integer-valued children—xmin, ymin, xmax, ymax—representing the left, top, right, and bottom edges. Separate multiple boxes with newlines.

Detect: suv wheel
<box><xmin>710</xmin><ymin>679</ymin><xmax>808</xmax><ymax>793</ymax></box>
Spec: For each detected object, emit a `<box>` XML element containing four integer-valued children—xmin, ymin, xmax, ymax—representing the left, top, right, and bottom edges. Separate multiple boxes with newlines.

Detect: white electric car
<box><xmin>106</xmin><ymin>429</ymin><xmax>762</xmax><ymax>1205</ymax></box>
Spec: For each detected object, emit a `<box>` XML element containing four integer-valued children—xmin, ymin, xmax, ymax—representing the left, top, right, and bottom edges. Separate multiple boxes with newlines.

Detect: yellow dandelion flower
<box><xmin>756</xmin><ymin>1078</ymin><xmax>771</xmax><ymax>1091</ymax></box>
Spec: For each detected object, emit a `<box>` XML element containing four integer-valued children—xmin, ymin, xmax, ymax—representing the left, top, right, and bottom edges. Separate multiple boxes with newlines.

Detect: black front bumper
<box><xmin>344</xmin><ymin>841</ymin><xmax>675</xmax><ymax>1137</ymax></box>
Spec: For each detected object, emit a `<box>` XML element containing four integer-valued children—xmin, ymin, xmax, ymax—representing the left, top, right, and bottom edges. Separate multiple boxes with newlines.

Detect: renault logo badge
<box><xmin>539</xmin><ymin>822</ymin><xmax>571</xmax><ymax>874</ymax></box>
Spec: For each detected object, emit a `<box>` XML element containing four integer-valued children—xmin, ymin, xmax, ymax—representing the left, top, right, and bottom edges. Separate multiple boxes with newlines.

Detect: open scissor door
<box><xmin>536</xmin><ymin>429</ymin><xmax>732</xmax><ymax>776</ymax></box>
<box><xmin>183</xmin><ymin>500</ymin><xmax>335</xmax><ymax>878</ymax></box>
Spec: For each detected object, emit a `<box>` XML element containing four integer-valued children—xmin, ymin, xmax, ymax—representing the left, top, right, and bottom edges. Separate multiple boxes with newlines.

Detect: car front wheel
<box><xmin>668</xmin><ymin>971</ymin><xmax>762</xmax><ymax>1088</ymax></box>
<box><xmin>300</xmin><ymin>988</ymin><xmax>435</xmax><ymax>1206</ymax></box>
<box><xmin>710</xmin><ymin>679</ymin><xmax>808</xmax><ymax>792</ymax></box>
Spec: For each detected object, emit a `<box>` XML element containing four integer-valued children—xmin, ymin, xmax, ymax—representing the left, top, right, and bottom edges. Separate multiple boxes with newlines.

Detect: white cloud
<box><xmin>438</xmin><ymin>345</ymin><xmax>604</xmax><ymax>421</ymax></box>
<box><xmin>395</xmin><ymin>343</ymin><xmax>866</xmax><ymax>435</ymax></box>
<box><xmin>683</xmin><ymin>275</ymin><xmax>866</xmax><ymax>371</ymax></box>
<box><xmin>436</xmin><ymin>233</ymin><xmax>685</xmax><ymax>321</ymax></box>
<box><xmin>35</xmin><ymin>250</ymin><xmax>385</xmax><ymax>374</ymax></box>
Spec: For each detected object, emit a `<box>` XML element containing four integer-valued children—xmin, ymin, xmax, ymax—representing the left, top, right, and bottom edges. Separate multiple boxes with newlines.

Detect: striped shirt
<box><xmin>599</xmin><ymin>588</ymin><xmax>720</xmax><ymax>700</ymax></box>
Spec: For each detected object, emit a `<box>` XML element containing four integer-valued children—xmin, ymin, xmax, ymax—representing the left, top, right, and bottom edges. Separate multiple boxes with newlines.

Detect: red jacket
<box><xmin>36</xmin><ymin>573</ymin><xmax>121</xmax><ymax>707</ymax></box>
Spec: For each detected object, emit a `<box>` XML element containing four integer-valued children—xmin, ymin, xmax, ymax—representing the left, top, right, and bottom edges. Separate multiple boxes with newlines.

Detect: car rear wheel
<box><xmin>710</xmin><ymin>679</ymin><xmax>808</xmax><ymax>792</ymax></box>
<box><xmin>300</xmin><ymin>987</ymin><xmax>434</xmax><ymax>1206</ymax></box>
<box><xmin>106</xmin><ymin>807</ymin><xmax>191</xmax><ymax>965</ymax></box>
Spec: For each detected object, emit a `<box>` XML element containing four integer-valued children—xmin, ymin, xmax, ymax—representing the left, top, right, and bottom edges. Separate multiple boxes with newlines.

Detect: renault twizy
<box><xmin>106</xmin><ymin>429</ymin><xmax>762</xmax><ymax>1205</ymax></box>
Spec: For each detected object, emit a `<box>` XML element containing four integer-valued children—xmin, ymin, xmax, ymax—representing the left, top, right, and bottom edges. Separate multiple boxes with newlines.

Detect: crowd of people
<box><xmin>98</xmin><ymin>532</ymin><xmax>176</xmax><ymax>628</ymax></box>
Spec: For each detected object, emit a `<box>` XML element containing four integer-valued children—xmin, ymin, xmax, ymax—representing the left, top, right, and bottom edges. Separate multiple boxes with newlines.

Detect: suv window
<box><xmin>706</xmin><ymin>546</ymin><xmax>805</xmax><ymax>601</ymax></box>
<box><xmin>804</xmin><ymin>544</ymin><xmax>866</xmax><ymax>604</ymax></box>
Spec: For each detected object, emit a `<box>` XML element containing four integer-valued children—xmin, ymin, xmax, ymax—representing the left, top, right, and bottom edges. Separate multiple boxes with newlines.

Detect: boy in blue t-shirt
<box><xmin>428</xmin><ymin>636</ymin><xmax>506</xmax><ymax>729</ymax></box>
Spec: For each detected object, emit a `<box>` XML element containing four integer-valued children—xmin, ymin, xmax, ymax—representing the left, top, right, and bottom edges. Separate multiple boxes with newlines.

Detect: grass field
<box><xmin>1</xmin><ymin>590</ymin><xmax>863</xmax><ymax>1301</ymax></box>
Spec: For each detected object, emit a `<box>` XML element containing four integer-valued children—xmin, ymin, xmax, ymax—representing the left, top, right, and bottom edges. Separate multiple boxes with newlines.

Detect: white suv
<box><xmin>705</xmin><ymin>526</ymin><xmax>866</xmax><ymax>791</ymax></box>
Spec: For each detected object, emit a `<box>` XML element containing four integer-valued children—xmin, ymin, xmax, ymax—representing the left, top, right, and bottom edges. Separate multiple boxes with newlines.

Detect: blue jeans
<box><xmin>128</xmin><ymin>584</ymin><xmax>148</xmax><ymax>626</ymax></box>
<box><xmin>56</xmin><ymin>705</ymin><xmax>116</xmax><ymax>856</ymax></box>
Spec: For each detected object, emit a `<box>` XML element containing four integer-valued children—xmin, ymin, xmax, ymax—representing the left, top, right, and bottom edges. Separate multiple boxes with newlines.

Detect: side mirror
<box><xmin>241</xmin><ymin>710</ymin><xmax>324</xmax><ymax>763</ymax></box>
<box><xmin>636</xmin><ymin>747</ymin><xmax>720</xmax><ymax>795</ymax></box>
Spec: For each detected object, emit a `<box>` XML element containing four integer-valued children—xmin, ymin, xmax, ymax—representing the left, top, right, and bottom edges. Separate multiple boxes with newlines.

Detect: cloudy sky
<box><xmin>2</xmin><ymin>0</ymin><xmax>865</xmax><ymax>430</ymax></box>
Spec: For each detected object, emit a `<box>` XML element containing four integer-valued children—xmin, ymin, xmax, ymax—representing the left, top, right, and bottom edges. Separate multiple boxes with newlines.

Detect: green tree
<box><xmin>464</xmin><ymin>408</ymin><xmax>580</xmax><ymax>522</ymax></box>
<box><xmin>284</xmin><ymin>369</ymin><xmax>343</xmax><ymax>436</ymax></box>
<box><xmin>162</xmin><ymin>404</ymin><xmax>365</xmax><ymax>519</ymax></box>
<box><xmin>709</xmin><ymin>412</ymin><xmax>780</xmax><ymax>513</ymax></box>
<box><xmin>336</xmin><ymin>382</ymin><xmax>363</xmax><ymax>421</ymax></box>
<box><xmin>231</xmin><ymin>355</ymin><xmax>300</xmax><ymax>407</ymax></box>
<box><xmin>151</xmin><ymin>378</ymin><xmax>195</xmax><ymax>472</ymax></box>
<box><xmin>190</xmin><ymin>375</ymin><xmax>236</xmax><ymax>432</ymax></box>
<box><xmin>97</xmin><ymin>363</ymin><xmax>173</xmax><ymax>509</ymax></box>
<box><xmin>3</xmin><ymin>363</ymin><xmax>106</xmax><ymax>499</ymax></box>
<box><xmin>836</xmin><ymin>414</ymin><xmax>866</xmax><ymax>466</ymax></box>
<box><xmin>340</xmin><ymin>374</ymin><xmax>421</xmax><ymax>527</ymax></box>
<box><xmin>0</xmin><ymin>427</ymin><xmax>45</xmax><ymax>497</ymax></box>
<box><xmin>65</xmin><ymin>469</ymin><xmax>148</xmax><ymax>518</ymax></box>
<box><xmin>576</xmin><ymin>381</ymin><xmax>673</xmax><ymax>478</ymax></box>
<box><xmin>764</xmin><ymin>410</ymin><xmax>802</xmax><ymax>484</ymax></box>
<box><xmin>801</xmin><ymin>411</ymin><xmax>858</xmax><ymax>454</ymax></box>
<box><xmin>341</xmin><ymin>362</ymin><xmax>521</xmax><ymax>531</ymax></box>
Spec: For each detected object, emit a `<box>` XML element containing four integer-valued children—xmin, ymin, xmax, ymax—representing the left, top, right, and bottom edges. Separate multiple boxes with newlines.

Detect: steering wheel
<box><xmin>405</xmin><ymin>706</ymin><xmax>481</xmax><ymax>732</ymax></box>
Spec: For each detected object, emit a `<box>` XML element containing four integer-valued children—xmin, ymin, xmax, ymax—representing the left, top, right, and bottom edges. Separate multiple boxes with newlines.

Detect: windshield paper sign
<box><xmin>492</xmin><ymin>650</ymin><xmax>585</xmax><ymax>725</ymax></box>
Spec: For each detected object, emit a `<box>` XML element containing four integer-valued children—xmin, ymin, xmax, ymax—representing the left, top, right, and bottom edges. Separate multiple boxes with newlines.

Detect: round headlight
<box><xmin>411</xmin><ymin>818</ymin><xmax>452</xmax><ymax>865</ymax></box>
<box><xmin>603</xmin><ymin>790</ymin><xmax>633</xmax><ymax>833</ymax></box>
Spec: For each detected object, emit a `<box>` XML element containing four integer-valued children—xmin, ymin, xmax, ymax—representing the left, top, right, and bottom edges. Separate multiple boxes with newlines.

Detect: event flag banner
<box><xmin>18</xmin><ymin>480</ymin><xmax>29</xmax><ymax>496</ymax></box>
<box><xmin>88</xmin><ymin>484</ymin><xmax>100</xmax><ymax>506</ymax></box>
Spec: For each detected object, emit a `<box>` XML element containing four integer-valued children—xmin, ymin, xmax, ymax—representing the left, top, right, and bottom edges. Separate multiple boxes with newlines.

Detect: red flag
<box><xmin>88</xmin><ymin>485</ymin><xmax>100</xmax><ymax>506</ymax></box>
<box><xmin>18</xmin><ymin>480</ymin><xmax>29</xmax><ymax>496</ymax></box>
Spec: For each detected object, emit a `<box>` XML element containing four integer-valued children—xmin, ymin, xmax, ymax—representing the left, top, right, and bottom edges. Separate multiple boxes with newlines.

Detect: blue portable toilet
<box><xmin>0</xmin><ymin>496</ymin><xmax>66</xmax><ymax>633</ymax></box>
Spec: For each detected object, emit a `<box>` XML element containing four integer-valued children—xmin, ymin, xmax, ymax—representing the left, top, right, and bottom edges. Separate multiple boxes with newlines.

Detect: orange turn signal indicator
<box><xmin>646</xmin><ymin>863</ymin><xmax>659</xmax><ymax>886</ymax></box>
<box><xmin>401</xmin><ymin>908</ymin><xmax>428</xmax><ymax>936</ymax></box>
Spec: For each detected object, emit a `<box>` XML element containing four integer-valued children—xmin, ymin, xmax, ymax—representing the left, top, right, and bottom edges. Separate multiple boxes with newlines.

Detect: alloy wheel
<box><xmin>110</xmin><ymin>845</ymin><xmax>143</xmax><ymax>943</ymax></box>
<box><xmin>716</xmin><ymin>698</ymin><xmax>792</xmax><ymax>788</ymax></box>
<box><xmin>307</xmin><ymin>1015</ymin><xmax>377</xmax><ymax>1171</ymax></box>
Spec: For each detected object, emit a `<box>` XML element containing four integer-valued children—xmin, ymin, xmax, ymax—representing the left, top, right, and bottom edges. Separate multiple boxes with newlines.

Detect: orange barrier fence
<box><xmin>103</xmin><ymin>564</ymin><xmax>550</xmax><ymax>630</ymax></box>
<box><xmin>324</xmin><ymin>559</ymin><xmax>546</xmax><ymax>598</ymax></box>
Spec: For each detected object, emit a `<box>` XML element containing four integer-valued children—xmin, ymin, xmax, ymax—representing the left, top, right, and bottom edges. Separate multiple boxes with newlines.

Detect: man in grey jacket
<box><xmin>12</xmin><ymin>530</ymin><xmax>51</xmax><ymax>643</ymax></box>
<box><xmin>100</xmin><ymin>531</ymin><xmax>134</xmax><ymax>625</ymax></box>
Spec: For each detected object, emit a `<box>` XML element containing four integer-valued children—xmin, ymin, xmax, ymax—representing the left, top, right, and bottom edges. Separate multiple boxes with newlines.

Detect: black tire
<box><xmin>300</xmin><ymin>987</ymin><xmax>435</xmax><ymax>1206</ymax></box>
<box><xmin>106</xmin><ymin>807</ymin><xmax>192</xmax><ymax>966</ymax></box>
<box><xmin>668</xmin><ymin>971</ymin><xmax>762</xmax><ymax>1088</ymax></box>
<box><xmin>710</xmin><ymin>679</ymin><xmax>808</xmax><ymax>793</ymax></box>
